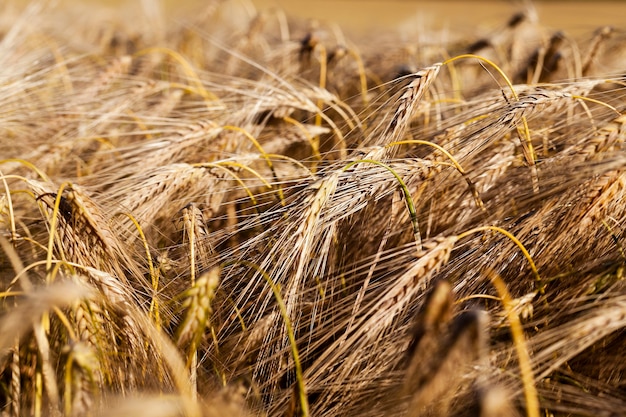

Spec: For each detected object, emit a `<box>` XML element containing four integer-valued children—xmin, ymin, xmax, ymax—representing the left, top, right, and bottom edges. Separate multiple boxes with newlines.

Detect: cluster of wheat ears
<box><xmin>1</xmin><ymin>1</ymin><xmax>626</xmax><ymax>416</ymax></box>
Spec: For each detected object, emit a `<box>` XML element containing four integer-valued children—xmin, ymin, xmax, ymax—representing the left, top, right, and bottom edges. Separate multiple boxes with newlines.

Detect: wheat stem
<box><xmin>42</xmin><ymin>181</ymin><xmax>71</xmax><ymax>280</ymax></box>
<box><xmin>315</xmin><ymin>43</ymin><xmax>328</xmax><ymax>130</ymax></box>
<box><xmin>0</xmin><ymin>234</ymin><xmax>33</xmax><ymax>291</ymax></box>
<box><xmin>117</xmin><ymin>212</ymin><xmax>160</xmax><ymax>328</ymax></box>
<box><xmin>457</xmin><ymin>225</ymin><xmax>543</xmax><ymax>293</ymax></box>
<box><xmin>386</xmin><ymin>140</ymin><xmax>485</xmax><ymax>210</ymax></box>
<box><xmin>348</xmin><ymin>47</ymin><xmax>369</xmax><ymax>106</ymax></box>
<box><xmin>0</xmin><ymin>159</ymin><xmax>51</xmax><ymax>181</ymax></box>
<box><xmin>222</xmin><ymin>125</ymin><xmax>286</xmax><ymax>205</ymax></box>
<box><xmin>486</xmin><ymin>269</ymin><xmax>539</xmax><ymax>417</ymax></box>
<box><xmin>52</xmin><ymin>306</ymin><xmax>77</xmax><ymax>341</ymax></box>
<box><xmin>215</xmin><ymin>161</ymin><xmax>275</xmax><ymax>189</ymax></box>
<box><xmin>443</xmin><ymin>54</ymin><xmax>536</xmax><ymax>165</ymax></box>
<box><xmin>0</xmin><ymin>171</ymin><xmax>17</xmax><ymax>241</ymax></box>
<box><xmin>265</xmin><ymin>154</ymin><xmax>316</xmax><ymax>178</ymax></box>
<box><xmin>343</xmin><ymin>159</ymin><xmax>421</xmax><ymax>252</ymax></box>
<box><xmin>227</xmin><ymin>260</ymin><xmax>309</xmax><ymax>417</ymax></box>
<box><xmin>571</xmin><ymin>95</ymin><xmax>621</xmax><ymax>115</ymax></box>
<box><xmin>282</xmin><ymin>116</ymin><xmax>322</xmax><ymax>164</ymax></box>
<box><xmin>133</xmin><ymin>47</ymin><xmax>219</xmax><ymax>103</ymax></box>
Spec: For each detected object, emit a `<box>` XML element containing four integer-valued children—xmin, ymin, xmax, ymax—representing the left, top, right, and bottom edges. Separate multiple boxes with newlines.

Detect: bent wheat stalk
<box><xmin>343</xmin><ymin>159</ymin><xmax>422</xmax><ymax>251</ymax></box>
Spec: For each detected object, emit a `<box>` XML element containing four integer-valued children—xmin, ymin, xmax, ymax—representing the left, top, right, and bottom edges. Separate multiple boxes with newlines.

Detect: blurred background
<box><xmin>32</xmin><ymin>0</ymin><xmax>626</xmax><ymax>37</ymax></box>
<box><xmin>247</xmin><ymin>1</ymin><xmax>626</xmax><ymax>35</ymax></box>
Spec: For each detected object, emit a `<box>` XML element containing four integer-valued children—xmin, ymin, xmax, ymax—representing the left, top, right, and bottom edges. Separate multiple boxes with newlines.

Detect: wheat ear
<box><xmin>383</xmin><ymin>64</ymin><xmax>442</xmax><ymax>146</ymax></box>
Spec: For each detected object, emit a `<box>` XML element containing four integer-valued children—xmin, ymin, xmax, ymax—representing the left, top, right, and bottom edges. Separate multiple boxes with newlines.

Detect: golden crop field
<box><xmin>1</xmin><ymin>1</ymin><xmax>625</xmax><ymax>416</ymax></box>
<box><xmin>251</xmin><ymin>1</ymin><xmax>626</xmax><ymax>34</ymax></box>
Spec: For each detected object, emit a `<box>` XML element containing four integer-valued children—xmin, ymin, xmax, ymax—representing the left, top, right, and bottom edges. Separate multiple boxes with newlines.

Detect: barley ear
<box><xmin>175</xmin><ymin>267</ymin><xmax>221</xmax><ymax>357</ymax></box>
<box><xmin>384</xmin><ymin>64</ymin><xmax>442</xmax><ymax>145</ymax></box>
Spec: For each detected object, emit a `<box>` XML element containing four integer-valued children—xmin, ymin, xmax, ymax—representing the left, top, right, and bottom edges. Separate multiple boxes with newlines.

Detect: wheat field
<box><xmin>1</xmin><ymin>1</ymin><xmax>626</xmax><ymax>416</ymax></box>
